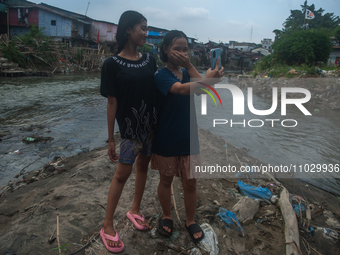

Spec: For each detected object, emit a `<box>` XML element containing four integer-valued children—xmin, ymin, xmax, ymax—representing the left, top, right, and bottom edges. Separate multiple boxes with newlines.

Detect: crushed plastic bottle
<box><xmin>198</xmin><ymin>223</ymin><xmax>219</xmax><ymax>255</ymax></box>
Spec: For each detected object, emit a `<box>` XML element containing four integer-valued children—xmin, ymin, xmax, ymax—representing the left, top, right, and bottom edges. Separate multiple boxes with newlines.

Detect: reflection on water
<box><xmin>0</xmin><ymin>74</ymin><xmax>339</xmax><ymax>194</ymax></box>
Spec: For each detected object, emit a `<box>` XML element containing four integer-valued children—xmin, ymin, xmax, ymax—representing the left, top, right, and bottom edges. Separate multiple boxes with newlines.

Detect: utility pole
<box><xmin>250</xmin><ymin>26</ymin><xmax>253</xmax><ymax>43</ymax></box>
<box><xmin>85</xmin><ymin>1</ymin><xmax>90</xmax><ymax>16</ymax></box>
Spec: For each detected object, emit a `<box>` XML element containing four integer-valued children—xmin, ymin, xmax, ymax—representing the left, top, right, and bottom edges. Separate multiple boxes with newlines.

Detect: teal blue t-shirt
<box><xmin>152</xmin><ymin>67</ymin><xmax>199</xmax><ymax>156</ymax></box>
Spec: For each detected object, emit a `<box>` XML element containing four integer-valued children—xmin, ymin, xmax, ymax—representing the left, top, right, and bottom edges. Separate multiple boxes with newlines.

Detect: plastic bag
<box><xmin>189</xmin><ymin>247</ymin><xmax>202</xmax><ymax>255</ymax></box>
<box><xmin>218</xmin><ymin>207</ymin><xmax>246</xmax><ymax>234</ymax></box>
<box><xmin>238</xmin><ymin>181</ymin><xmax>272</xmax><ymax>203</ymax></box>
<box><xmin>198</xmin><ymin>223</ymin><xmax>219</xmax><ymax>255</ymax></box>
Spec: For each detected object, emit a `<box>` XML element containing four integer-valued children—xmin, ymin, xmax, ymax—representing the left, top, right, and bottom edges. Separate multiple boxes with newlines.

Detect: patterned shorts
<box><xmin>151</xmin><ymin>154</ymin><xmax>201</xmax><ymax>179</ymax></box>
<box><xmin>119</xmin><ymin>132</ymin><xmax>153</xmax><ymax>164</ymax></box>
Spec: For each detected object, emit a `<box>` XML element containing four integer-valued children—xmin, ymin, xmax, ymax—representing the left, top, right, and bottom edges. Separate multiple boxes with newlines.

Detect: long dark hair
<box><xmin>160</xmin><ymin>30</ymin><xmax>188</xmax><ymax>62</ymax></box>
<box><xmin>115</xmin><ymin>10</ymin><xmax>147</xmax><ymax>54</ymax></box>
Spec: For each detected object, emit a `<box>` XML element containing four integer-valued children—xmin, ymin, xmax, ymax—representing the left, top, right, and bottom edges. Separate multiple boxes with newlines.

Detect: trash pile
<box><xmin>237</xmin><ymin>77</ymin><xmax>340</xmax><ymax>110</ymax></box>
<box><xmin>289</xmin><ymin>193</ymin><xmax>340</xmax><ymax>252</ymax></box>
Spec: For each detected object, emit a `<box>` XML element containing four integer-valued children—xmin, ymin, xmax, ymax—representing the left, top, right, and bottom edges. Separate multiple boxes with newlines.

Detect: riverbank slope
<box><xmin>0</xmin><ymin>128</ymin><xmax>339</xmax><ymax>255</ymax></box>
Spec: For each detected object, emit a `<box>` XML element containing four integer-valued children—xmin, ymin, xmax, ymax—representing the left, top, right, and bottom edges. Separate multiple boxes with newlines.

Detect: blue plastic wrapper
<box><xmin>218</xmin><ymin>207</ymin><xmax>246</xmax><ymax>234</ymax></box>
<box><xmin>237</xmin><ymin>180</ymin><xmax>273</xmax><ymax>203</ymax></box>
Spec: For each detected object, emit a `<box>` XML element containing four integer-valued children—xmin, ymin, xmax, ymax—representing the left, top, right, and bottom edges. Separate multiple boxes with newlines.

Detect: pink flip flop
<box><xmin>100</xmin><ymin>227</ymin><xmax>124</xmax><ymax>253</ymax></box>
<box><xmin>126</xmin><ymin>211</ymin><xmax>149</xmax><ymax>230</ymax></box>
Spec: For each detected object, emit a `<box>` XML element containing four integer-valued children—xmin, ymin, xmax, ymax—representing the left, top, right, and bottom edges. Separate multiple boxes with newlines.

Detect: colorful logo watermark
<box><xmin>197</xmin><ymin>82</ymin><xmax>222</xmax><ymax>107</ymax></box>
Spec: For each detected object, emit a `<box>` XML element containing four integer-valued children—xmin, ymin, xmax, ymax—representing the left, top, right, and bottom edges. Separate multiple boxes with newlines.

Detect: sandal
<box><xmin>158</xmin><ymin>218</ymin><xmax>173</xmax><ymax>237</ymax></box>
<box><xmin>126</xmin><ymin>211</ymin><xmax>149</xmax><ymax>230</ymax></box>
<box><xmin>185</xmin><ymin>222</ymin><xmax>205</xmax><ymax>243</ymax></box>
<box><xmin>100</xmin><ymin>227</ymin><xmax>124</xmax><ymax>253</ymax></box>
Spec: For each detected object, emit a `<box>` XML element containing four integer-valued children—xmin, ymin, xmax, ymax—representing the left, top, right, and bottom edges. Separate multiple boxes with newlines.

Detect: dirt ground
<box><xmin>0</xmin><ymin>128</ymin><xmax>339</xmax><ymax>255</ymax></box>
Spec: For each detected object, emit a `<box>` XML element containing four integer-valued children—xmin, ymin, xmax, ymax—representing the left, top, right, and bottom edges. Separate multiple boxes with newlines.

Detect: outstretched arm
<box><xmin>169</xmin><ymin>57</ymin><xmax>224</xmax><ymax>95</ymax></box>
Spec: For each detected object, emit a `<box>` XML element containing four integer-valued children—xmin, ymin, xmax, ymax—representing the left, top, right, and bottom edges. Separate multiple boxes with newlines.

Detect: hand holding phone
<box><xmin>211</xmin><ymin>48</ymin><xmax>221</xmax><ymax>70</ymax></box>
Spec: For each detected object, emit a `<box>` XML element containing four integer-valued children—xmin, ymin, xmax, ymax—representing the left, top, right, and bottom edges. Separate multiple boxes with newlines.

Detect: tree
<box><xmin>138</xmin><ymin>44</ymin><xmax>153</xmax><ymax>53</ymax></box>
<box><xmin>270</xmin><ymin>1</ymin><xmax>337</xmax><ymax>66</ymax></box>
<box><xmin>272</xmin><ymin>29</ymin><xmax>332</xmax><ymax>65</ymax></box>
<box><xmin>334</xmin><ymin>25</ymin><xmax>340</xmax><ymax>45</ymax></box>
<box><xmin>274</xmin><ymin>0</ymin><xmax>340</xmax><ymax>38</ymax></box>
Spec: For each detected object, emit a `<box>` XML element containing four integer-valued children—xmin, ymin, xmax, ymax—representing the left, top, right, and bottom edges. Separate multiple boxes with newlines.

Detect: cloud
<box><xmin>226</xmin><ymin>19</ymin><xmax>242</xmax><ymax>25</ymax></box>
<box><xmin>177</xmin><ymin>7</ymin><xmax>210</xmax><ymax>20</ymax></box>
<box><xmin>140</xmin><ymin>7</ymin><xmax>172</xmax><ymax>22</ymax></box>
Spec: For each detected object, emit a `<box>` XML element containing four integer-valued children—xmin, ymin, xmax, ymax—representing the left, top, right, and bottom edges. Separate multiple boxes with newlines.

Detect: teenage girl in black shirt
<box><xmin>100</xmin><ymin>10</ymin><xmax>158</xmax><ymax>253</ymax></box>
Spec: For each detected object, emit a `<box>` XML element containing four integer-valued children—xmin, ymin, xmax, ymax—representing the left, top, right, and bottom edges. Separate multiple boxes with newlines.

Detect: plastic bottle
<box><xmin>27</xmin><ymin>137</ymin><xmax>35</xmax><ymax>142</ymax></box>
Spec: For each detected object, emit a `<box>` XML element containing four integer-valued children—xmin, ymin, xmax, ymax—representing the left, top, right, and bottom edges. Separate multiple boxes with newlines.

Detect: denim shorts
<box><xmin>119</xmin><ymin>132</ymin><xmax>153</xmax><ymax>164</ymax></box>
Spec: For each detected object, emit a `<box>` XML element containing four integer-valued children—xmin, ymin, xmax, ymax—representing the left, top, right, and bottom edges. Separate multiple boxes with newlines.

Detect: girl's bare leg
<box><xmin>182</xmin><ymin>178</ymin><xmax>202</xmax><ymax>239</ymax></box>
<box><xmin>103</xmin><ymin>162</ymin><xmax>133</xmax><ymax>247</ymax></box>
<box><xmin>129</xmin><ymin>154</ymin><xmax>151</xmax><ymax>228</ymax></box>
<box><xmin>157</xmin><ymin>173</ymin><xmax>174</xmax><ymax>232</ymax></box>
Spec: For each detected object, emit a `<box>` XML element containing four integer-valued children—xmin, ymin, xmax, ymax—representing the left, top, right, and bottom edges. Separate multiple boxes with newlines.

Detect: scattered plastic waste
<box><xmin>9</xmin><ymin>150</ymin><xmax>21</xmax><ymax>155</ymax></box>
<box><xmin>70</xmin><ymin>139</ymin><xmax>77</xmax><ymax>142</ymax></box>
<box><xmin>26</xmin><ymin>137</ymin><xmax>35</xmax><ymax>142</ymax></box>
<box><xmin>150</xmin><ymin>228</ymin><xmax>158</xmax><ymax>238</ymax></box>
<box><xmin>326</xmin><ymin>218</ymin><xmax>340</xmax><ymax>230</ymax></box>
<box><xmin>323</xmin><ymin>210</ymin><xmax>335</xmax><ymax>218</ymax></box>
<box><xmin>256</xmin><ymin>218</ymin><xmax>268</xmax><ymax>223</ymax></box>
<box><xmin>237</xmin><ymin>181</ymin><xmax>273</xmax><ymax>203</ymax></box>
<box><xmin>314</xmin><ymin>109</ymin><xmax>320</xmax><ymax>112</ymax></box>
<box><xmin>232</xmin><ymin>196</ymin><xmax>259</xmax><ymax>223</ymax></box>
<box><xmin>270</xmin><ymin>195</ymin><xmax>278</xmax><ymax>204</ymax></box>
<box><xmin>317</xmin><ymin>227</ymin><xmax>339</xmax><ymax>241</ymax></box>
<box><xmin>189</xmin><ymin>247</ymin><xmax>202</xmax><ymax>255</ymax></box>
<box><xmin>198</xmin><ymin>223</ymin><xmax>219</xmax><ymax>255</ymax></box>
<box><xmin>218</xmin><ymin>207</ymin><xmax>246</xmax><ymax>234</ymax></box>
<box><xmin>293</xmin><ymin>204</ymin><xmax>305</xmax><ymax>214</ymax></box>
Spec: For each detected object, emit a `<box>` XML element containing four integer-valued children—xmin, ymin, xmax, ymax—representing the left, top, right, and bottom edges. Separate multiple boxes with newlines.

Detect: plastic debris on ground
<box><xmin>292</xmin><ymin>204</ymin><xmax>305</xmax><ymax>214</ymax></box>
<box><xmin>218</xmin><ymin>207</ymin><xmax>246</xmax><ymax>235</ymax></box>
<box><xmin>189</xmin><ymin>247</ymin><xmax>202</xmax><ymax>255</ymax></box>
<box><xmin>317</xmin><ymin>228</ymin><xmax>339</xmax><ymax>241</ymax></box>
<box><xmin>198</xmin><ymin>223</ymin><xmax>219</xmax><ymax>255</ymax></box>
<box><xmin>237</xmin><ymin>180</ymin><xmax>273</xmax><ymax>203</ymax></box>
<box><xmin>231</xmin><ymin>196</ymin><xmax>259</xmax><ymax>223</ymax></box>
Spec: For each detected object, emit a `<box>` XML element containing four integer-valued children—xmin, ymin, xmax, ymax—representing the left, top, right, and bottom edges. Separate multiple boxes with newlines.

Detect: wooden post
<box><xmin>279</xmin><ymin>187</ymin><xmax>300</xmax><ymax>255</ymax></box>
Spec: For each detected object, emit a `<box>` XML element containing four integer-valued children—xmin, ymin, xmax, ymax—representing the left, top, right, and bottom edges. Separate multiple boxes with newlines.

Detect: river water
<box><xmin>1</xmin><ymin>73</ymin><xmax>339</xmax><ymax>195</ymax></box>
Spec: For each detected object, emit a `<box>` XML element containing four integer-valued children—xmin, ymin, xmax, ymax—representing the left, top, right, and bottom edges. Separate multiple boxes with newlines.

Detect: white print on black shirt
<box><xmin>112</xmin><ymin>54</ymin><xmax>150</xmax><ymax>69</ymax></box>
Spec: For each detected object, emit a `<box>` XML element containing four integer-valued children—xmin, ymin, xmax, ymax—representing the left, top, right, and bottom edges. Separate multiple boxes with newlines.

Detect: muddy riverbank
<box><xmin>0</xmin><ymin>128</ymin><xmax>339</xmax><ymax>255</ymax></box>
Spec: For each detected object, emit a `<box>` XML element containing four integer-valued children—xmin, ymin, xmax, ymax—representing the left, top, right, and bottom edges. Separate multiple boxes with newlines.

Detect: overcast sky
<box><xmin>29</xmin><ymin>0</ymin><xmax>340</xmax><ymax>44</ymax></box>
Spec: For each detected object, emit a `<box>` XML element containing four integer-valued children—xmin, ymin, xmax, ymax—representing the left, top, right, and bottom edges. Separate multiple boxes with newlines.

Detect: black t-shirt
<box><xmin>100</xmin><ymin>53</ymin><xmax>158</xmax><ymax>140</ymax></box>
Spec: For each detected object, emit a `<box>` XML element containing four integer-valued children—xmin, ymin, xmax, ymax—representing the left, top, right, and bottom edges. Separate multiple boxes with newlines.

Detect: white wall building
<box><xmin>261</xmin><ymin>38</ymin><xmax>273</xmax><ymax>50</ymax></box>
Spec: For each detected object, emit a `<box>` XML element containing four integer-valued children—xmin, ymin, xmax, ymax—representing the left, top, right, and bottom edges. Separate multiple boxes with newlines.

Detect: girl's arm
<box><xmin>107</xmin><ymin>96</ymin><xmax>119</xmax><ymax>162</ymax></box>
<box><xmin>169</xmin><ymin>58</ymin><xmax>224</xmax><ymax>95</ymax></box>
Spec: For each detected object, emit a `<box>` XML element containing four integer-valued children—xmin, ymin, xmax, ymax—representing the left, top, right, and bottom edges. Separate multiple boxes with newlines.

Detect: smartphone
<box><xmin>211</xmin><ymin>48</ymin><xmax>221</xmax><ymax>70</ymax></box>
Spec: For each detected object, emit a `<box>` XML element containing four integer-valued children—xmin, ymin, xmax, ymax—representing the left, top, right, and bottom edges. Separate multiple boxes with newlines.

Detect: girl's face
<box><xmin>127</xmin><ymin>21</ymin><xmax>148</xmax><ymax>47</ymax></box>
<box><xmin>164</xmin><ymin>37</ymin><xmax>188</xmax><ymax>64</ymax></box>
